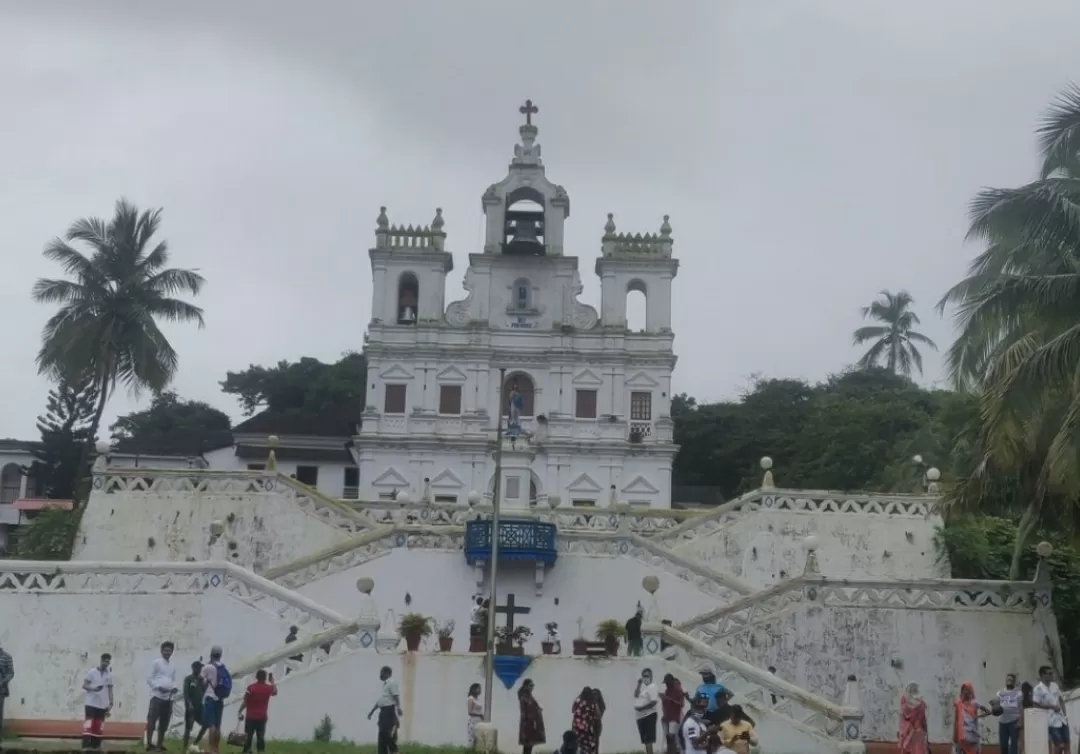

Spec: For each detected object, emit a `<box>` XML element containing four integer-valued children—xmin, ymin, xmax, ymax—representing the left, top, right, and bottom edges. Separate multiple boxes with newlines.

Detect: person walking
<box><xmin>661</xmin><ymin>674</ymin><xmax>685</xmax><ymax>754</ymax></box>
<box><xmin>625</xmin><ymin>606</ymin><xmax>644</xmax><ymax>657</ymax></box>
<box><xmin>82</xmin><ymin>653</ymin><xmax>114</xmax><ymax>750</ymax></box>
<box><xmin>238</xmin><ymin>670</ymin><xmax>277</xmax><ymax>754</ymax></box>
<box><xmin>182</xmin><ymin>660</ymin><xmax>207</xmax><ymax>752</ymax></box>
<box><xmin>200</xmin><ymin>646</ymin><xmax>233</xmax><ymax>754</ymax></box>
<box><xmin>0</xmin><ymin>643</ymin><xmax>13</xmax><ymax>738</ymax></box>
<box><xmin>1034</xmin><ymin>665</ymin><xmax>1069</xmax><ymax>754</ymax></box>
<box><xmin>367</xmin><ymin>666</ymin><xmax>402</xmax><ymax>754</ymax></box>
<box><xmin>898</xmin><ymin>681</ymin><xmax>928</xmax><ymax>754</ymax></box>
<box><xmin>952</xmin><ymin>681</ymin><xmax>990</xmax><ymax>754</ymax></box>
<box><xmin>145</xmin><ymin>641</ymin><xmax>177</xmax><ymax>751</ymax></box>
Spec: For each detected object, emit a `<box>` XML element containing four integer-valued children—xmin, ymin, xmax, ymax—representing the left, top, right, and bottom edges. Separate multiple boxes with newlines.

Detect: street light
<box><xmin>483</xmin><ymin>367</ymin><xmax>507</xmax><ymax>723</ymax></box>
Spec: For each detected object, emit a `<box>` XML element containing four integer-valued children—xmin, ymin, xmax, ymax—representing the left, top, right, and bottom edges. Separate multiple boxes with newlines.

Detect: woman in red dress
<box><xmin>572</xmin><ymin>688</ymin><xmax>600</xmax><ymax>754</ymax></box>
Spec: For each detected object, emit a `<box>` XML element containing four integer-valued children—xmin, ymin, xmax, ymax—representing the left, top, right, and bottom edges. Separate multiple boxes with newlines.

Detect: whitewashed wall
<box><xmin>74</xmin><ymin>487</ymin><xmax>351</xmax><ymax>570</ymax></box>
<box><xmin>298</xmin><ymin>549</ymin><xmax>721</xmax><ymax>650</ymax></box>
<box><xmin>0</xmin><ymin>588</ymin><xmax>288</xmax><ymax>722</ymax></box>
<box><xmin>723</xmin><ymin>601</ymin><xmax>1055</xmax><ymax>743</ymax></box>
<box><xmin>245</xmin><ymin>652</ymin><xmax>820</xmax><ymax>754</ymax></box>
<box><xmin>674</xmin><ymin>509</ymin><xmax>946</xmax><ymax>588</ymax></box>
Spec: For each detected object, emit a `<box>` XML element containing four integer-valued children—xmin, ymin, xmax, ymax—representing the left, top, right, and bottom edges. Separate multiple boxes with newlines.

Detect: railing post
<box><xmin>839</xmin><ymin>674</ymin><xmax>864</xmax><ymax>751</ymax></box>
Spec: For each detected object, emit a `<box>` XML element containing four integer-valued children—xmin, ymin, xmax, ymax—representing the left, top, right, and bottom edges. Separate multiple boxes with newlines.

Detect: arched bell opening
<box><xmin>503</xmin><ymin>187</ymin><xmax>546</xmax><ymax>256</ymax></box>
<box><xmin>397</xmin><ymin>272</ymin><xmax>419</xmax><ymax>325</ymax></box>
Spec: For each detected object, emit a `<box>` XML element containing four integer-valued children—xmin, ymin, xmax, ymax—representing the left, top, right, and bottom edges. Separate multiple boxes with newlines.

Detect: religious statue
<box><xmin>508</xmin><ymin>381</ymin><xmax>524</xmax><ymax>431</ymax></box>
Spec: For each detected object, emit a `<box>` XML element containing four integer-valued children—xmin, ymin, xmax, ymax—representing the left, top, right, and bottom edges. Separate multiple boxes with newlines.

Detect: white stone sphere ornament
<box><xmin>267</xmin><ymin>435</ymin><xmax>280</xmax><ymax>448</ymax></box>
<box><xmin>760</xmin><ymin>456</ymin><xmax>775</xmax><ymax>489</ymax></box>
<box><xmin>802</xmin><ymin>535</ymin><xmax>820</xmax><ymax>552</ymax></box>
<box><xmin>467</xmin><ymin>491</ymin><xmax>481</xmax><ymax>506</ymax></box>
<box><xmin>547</xmin><ymin>494</ymin><xmax>561</xmax><ymax>509</ymax></box>
<box><xmin>760</xmin><ymin>456</ymin><xmax>773</xmax><ymax>470</ymax></box>
<box><xmin>95</xmin><ymin>440</ymin><xmax>111</xmax><ymax>455</ymax></box>
<box><xmin>912</xmin><ymin>454</ymin><xmax>923</xmax><ymax>465</ymax></box>
<box><xmin>397</xmin><ymin>492</ymin><xmax>411</xmax><ymax>504</ymax></box>
<box><xmin>642</xmin><ymin>575</ymin><xmax>660</xmax><ymax>594</ymax></box>
<box><xmin>1037</xmin><ymin>541</ymin><xmax>1054</xmax><ymax>559</ymax></box>
<box><xmin>356</xmin><ymin>576</ymin><xmax>375</xmax><ymax>594</ymax></box>
<box><xmin>926</xmin><ymin>468</ymin><xmax>941</xmax><ymax>482</ymax></box>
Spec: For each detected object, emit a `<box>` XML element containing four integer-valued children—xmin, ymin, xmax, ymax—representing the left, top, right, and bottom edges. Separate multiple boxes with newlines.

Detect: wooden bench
<box><xmin>5</xmin><ymin>719</ymin><xmax>145</xmax><ymax>740</ymax></box>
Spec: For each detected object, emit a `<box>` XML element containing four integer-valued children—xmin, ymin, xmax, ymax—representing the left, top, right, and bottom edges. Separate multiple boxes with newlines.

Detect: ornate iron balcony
<box><xmin>464</xmin><ymin>518</ymin><xmax>558</xmax><ymax>566</ymax></box>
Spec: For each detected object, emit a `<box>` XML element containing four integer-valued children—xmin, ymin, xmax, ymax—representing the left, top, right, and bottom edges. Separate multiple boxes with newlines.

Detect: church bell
<box><xmin>503</xmin><ymin>208</ymin><xmax>546</xmax><ymax>256</ymax></box>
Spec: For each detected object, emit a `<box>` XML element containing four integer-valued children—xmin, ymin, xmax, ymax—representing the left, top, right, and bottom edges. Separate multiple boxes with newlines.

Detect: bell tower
<box><xmin>482</xmin><ymin>100</ymin><xmax>570</xmax><ymax>256</ymax></box>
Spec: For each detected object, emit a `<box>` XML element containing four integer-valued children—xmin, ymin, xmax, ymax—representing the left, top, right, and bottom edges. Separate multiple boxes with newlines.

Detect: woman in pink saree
<box><xmin>899</xmin><ymin>682</ymin><xmax>928</xmax><ymax>754</ymax></box>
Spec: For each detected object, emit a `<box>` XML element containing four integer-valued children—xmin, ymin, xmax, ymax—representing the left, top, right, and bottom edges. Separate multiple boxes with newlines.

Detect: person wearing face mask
<box><xmin>634</xmin><ymin>669</ymin><xmax>660</xmax><ymax>754</ymax></box>
<box><xmin>682</xmin><ymin>695</ymin><xmax>737</xmax><ymax>753</ymax></box>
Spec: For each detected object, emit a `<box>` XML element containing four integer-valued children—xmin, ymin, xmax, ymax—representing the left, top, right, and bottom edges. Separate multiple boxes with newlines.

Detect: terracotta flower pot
<box><xmin>603</xmin><ymin>636</ymin><xmax>619</xmax><ymax>656</ymax></box>
<box><xmin>541</xmin><ymin>642</ymin><xmax>554</xmax><ymax>655</ymax></box>
<box><xmin>405</xmin><ymin>633</ymin><xmax>422</xmax><ymax>651</ymax></box>
<box><xmin>470</xmin><ymin>635</ymin><xmax>486</xmax><ymax>653</ymax></box>
<box><xmin>573</xmin><ymin>639</ymin><xmax>588</xmax><ymax>656</ymax></box>
<box><xmin>496</xmin><ymin>644</ymin><xmax>524</xmax><ymax>656</ymax></box>
<box><xmin>438</xmin><ymin>636</ymin><xmax>454</xmax><ymax>652</ymax></box>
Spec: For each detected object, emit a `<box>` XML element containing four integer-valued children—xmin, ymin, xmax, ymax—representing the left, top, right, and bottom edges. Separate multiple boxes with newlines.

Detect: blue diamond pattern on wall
<box><xmin>618</xmin><ymin>540</ymin><xmax>629</xmax><ymax>554</ymax></box>
<box><xmin>92</xmin><ymin>477</ymin><xmax>104</xmax><ymax>489</ymax></box>
<box><xmin>395</xmin><ymin>533</ymin><xmax>407</xmax><ymax>547</ymax></box>
<box><xmin>360</xmin><ymin>631</ymin><xmax>373</xmax><ymax>648</ymax></box>
<box><xmin>209</xmin><ymin>573</ymin><xmax>221</xmax><ymax>588</ymax></box>
<box><xmin>845</xmin><ymin>723</ymin><xmax>859</xmax><ymax>740</ymax></box>
<box><xmin>645</xmin><ymin>637</ymin><xmax>659</xmax><ymax>654</ymax></box>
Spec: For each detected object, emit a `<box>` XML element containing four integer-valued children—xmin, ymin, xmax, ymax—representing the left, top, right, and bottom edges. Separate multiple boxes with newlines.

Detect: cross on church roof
<box><xmin>519</xmin><ymin>99</ymin><xmax>538</xmax><ymax>126</ymax></box>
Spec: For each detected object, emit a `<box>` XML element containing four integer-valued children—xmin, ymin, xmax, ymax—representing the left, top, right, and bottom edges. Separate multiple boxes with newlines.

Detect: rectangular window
<box><xmin>572</xmin><ymin>499</ymin><xmax>595</xmax><ymax>508</ymax></box>
<box><xmin>505</xmin><ymin>476</ymin><xmax>521</xmax><ymax>500</ymax></box>
<box><xmin>434</xmin><ymin>495</ymin><xmax>457</xmax><ymax>504</ymax></box>
<box><xmin>438</xmin><ymin>385</ymin><xmax>462</xmax><ymax>415</ymax></box>
<box><xmin>246</xmin><ymin>463</ymin><xmax>265</xmax><ymax>471</ymax></box>
<box><xmin>378</xmin><ymin>493</ymin><xmax>396</xmax><ymax>501</ymax></box>
<box><xmin>575</xmin><ymin>389</ymin><xmax>598</xmax><ymax>419</ymax></box>
<box><xmin>630</xmin><ymin>391</ymin><xmax>653</xmax><ymax>421</ymax></box>
<box><xmin>342</xmin><ymin>467</ymin><xmax>360</xmax><ymax>499</ymax></box>
<box><xmin>384</xmin><ymin>384</ymin><xmax>407</xmax><ymax>414</ymax></box>
<box><xmin>295</xmin><ymin>465</ymin><xmax>319</xmax><ymax>487</ymax></box>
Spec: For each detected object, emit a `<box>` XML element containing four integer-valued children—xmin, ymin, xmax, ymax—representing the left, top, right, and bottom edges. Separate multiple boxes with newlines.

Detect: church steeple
<box><xmin>481</xmin><ymin>100</ymin><xmax>570</xmax><ymax>256</ymax></box>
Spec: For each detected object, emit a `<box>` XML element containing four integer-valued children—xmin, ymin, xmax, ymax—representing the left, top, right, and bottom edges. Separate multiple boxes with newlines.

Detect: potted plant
<box><xmin>398</xmin><ymin>612</ymin><xmax>433</xmax><ymax>651</ymax></box>
<box><xmin>572</xmin><ymin>617</ymin><xmax>588</xmax><ymax>656</ymax></box>
<box><xmin>495</xmin><ymin>625</ymin><xmax>532</xmax><ymax>656</ymax></box>
<box><xmin>436</xmin><ymin>619</ymin><xmax>456</xmax><ymax>652</ymax></box>
<box><xmin>469</xmin><ymin>632</ymin><xmax>486</xmax><ymax>653</ymax></box>
<box><xmin>595</xmin><ymin>619</ymin><xmax>626</xmax><ymax>656</ymax></box>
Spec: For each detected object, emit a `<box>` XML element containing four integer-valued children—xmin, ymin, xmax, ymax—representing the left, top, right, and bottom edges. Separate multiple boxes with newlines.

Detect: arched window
<box><xmin>503</xmin><ymin>372</ymin><xmax>535</xmax><ymax>417</ymax></box>
<box><xmin>626</xmin><ymin>279</ymin><xmax>648</xmax><ymax>333</ymax></box>
<box><xmin>397</xmin><ymin>272</ymin><xmax>419</xmax><ymax>325</ymax></box>
<box><xmin>0</xmin><ymin>463</ymin><xmax>21</xmax><ymax>505</ymax></box>
<box><xmin>511</xmin><ymin>278</ymin><xmax>532</xmax><ymax>311</ymax></box>
<box><xmin>503</xmin><ymin>187</ymin><xmax>546</xmax><ymax>256</ymax></box>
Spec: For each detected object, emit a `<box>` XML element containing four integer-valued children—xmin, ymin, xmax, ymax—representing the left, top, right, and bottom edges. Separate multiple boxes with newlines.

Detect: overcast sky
<box><xmin>0</xmin><ymin>0</ymin><xmax>1078</xmax><ymax>438</ymax></box>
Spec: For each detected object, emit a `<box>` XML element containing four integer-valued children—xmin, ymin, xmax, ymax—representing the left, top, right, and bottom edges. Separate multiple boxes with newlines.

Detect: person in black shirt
<box><xmin>625</xmin><ymin>606</ymin><xmax>644</xmax><ymax>657</ymax></box>
<box><xmin>182</xmin><ymin>661</ymin><xmax>207</xmax><ymax>752</ymax></box>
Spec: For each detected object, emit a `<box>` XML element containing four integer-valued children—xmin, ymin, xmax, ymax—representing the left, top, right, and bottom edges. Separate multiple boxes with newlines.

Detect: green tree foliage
<box><xmin>936</xmin><ymin>516</ymin><xmax>1080</xmax><ymax>683</ymax></box>
<box><xmin>16</xmin><ymin>505</ymin><xmax>83</xmax><ymax>560</ymax></box>
<box><xmin>853</xmin><ymin>290</ymin><xmax>937</xmax><ymax>376</ymax></box>
<box><xmin>30</xmin><ymin>371</ymin><xmax>99</xmax><ymax>500</ymax></box>
<box><xmin>938</xmin><ymin>85</ymin><xmax>1080</xmax><ymax>576</ymax></box>
<box><xmin>31</xmin><ymin>199</ymin><xmax>205</xmax><ymax>496</ymax></box>
<box><xmin>672</xmin><ymin>367</ymin><xmax>975</xmax><ymax>499</ymax></box>
<box><xmin>220</xmin><ymin>352</ymin><xmax>367</xmax><ymax>416</ymax></box>
<box><xmin>110</xmin><ymin>390</ymin><xmax>231</xmax><ymax>442</ymax></box>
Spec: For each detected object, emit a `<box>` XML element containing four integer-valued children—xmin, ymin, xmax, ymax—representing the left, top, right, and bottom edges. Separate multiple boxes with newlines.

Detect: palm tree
<box><xmin>32</xmin><ymin>199</ymin><xmax>205</xmax><ymax>497</ymax></box>
<box><xmin>938</xmin><ymin>84</ymin><xmax>1080</xmax><ymax>576</ymax></box>
<box><xmin>853</xmin><ymin>290</ymin><xmax>937</xmax><ymax>376</ymax></box>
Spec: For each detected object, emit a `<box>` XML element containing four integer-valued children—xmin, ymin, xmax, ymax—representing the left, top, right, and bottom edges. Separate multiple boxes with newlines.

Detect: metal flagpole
<box><xmin>483</xmin><ymin>367</ymin><xmax>507</xmax><ymax>722</ymax></box>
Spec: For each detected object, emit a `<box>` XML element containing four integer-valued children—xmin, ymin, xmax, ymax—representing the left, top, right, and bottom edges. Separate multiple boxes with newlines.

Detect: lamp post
<box><xmin>483</xmin><ymin>367</ymin><xmax>508</xmax><ymax>723</ymax></box>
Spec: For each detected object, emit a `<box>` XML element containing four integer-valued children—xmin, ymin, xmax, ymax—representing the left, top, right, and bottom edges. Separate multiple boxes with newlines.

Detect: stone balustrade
<box><xmin>678</xmin><ymin>573</ymin><xmax>1050</xmax><ymax>647</ymax></box>
<box><xmin>658</xmin><ymin>625</ymin><xmax>861</xmax><ymax>748</ymax></box>
<box><xmin>0</xmin><ymin>559</ymin><xmax>350</xmax><ymax>631</ymax></box>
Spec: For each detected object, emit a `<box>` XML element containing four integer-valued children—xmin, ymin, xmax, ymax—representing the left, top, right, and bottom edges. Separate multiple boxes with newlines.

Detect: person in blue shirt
<box><xmin>694</xmin><ymin>670</ymin><xmax>730</xmax><ymax>715</ymax></box>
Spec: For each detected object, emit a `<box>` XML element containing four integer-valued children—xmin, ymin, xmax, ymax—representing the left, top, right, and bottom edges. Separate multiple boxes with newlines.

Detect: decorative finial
<box><xmin>519</xmin><ymin>99</ymin><xmax>539</xmax><ymax>126</ymax></box>
<box><xmin>431</xmin><ymin>208</ymin><xmax>444</xmax><ymax>231</ymax></box>
<box><xmin>760</xmin><ymin>456</ymin><xmax>775</xmax><ymax>490</ymax></box>
<box><xmin>604</xmin><ymin>213</ymin><xmax>616</xmax><ymax>236</ymax></box>
<box><xmin>660</xmin><ymin>215</ymin><xmax>672</xmax><ymax>238</ymax></box>
<box><xmin>377</xmin><ymin>206</ymin><xmax>389</xmax><ymax>230</ymax></box>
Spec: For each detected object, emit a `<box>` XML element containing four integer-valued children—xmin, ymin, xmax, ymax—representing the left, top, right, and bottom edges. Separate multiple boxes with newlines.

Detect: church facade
<box><xmin>354</xmin><ymin>104</ymin><xmax>680</xmax><ymax>509</ymax></box>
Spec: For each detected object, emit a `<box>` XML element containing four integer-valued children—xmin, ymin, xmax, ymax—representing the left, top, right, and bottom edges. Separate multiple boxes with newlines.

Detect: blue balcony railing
<box><xmin>464</xmin><ymin>519</ymin><xmax>558</xmax><ymax>566</ymax></box>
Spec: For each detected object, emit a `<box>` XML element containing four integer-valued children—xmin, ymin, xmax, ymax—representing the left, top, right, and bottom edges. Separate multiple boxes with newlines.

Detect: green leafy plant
<box><xmin>398</xmin><ymin>612</ymin><xmax>434</xmax><ymax>639</ymax></box>
<box><xmin>594</xmin><ymin>619</ymin><xmax>627</xmax><ymax>641</ymax></box>
<box><xmin>495</xmin><ymin>625</ymin><xmax>532</xmax><ymax>647</ymax></box>
<box><xmin>313</xmin><ymin>714</ymin><xmax>334</xmax><ymax>742</ymax></box>
<box><xmin>16</xmin><ymin>506</ymin><xmax>83</xmax><ymax>560</ymax></box>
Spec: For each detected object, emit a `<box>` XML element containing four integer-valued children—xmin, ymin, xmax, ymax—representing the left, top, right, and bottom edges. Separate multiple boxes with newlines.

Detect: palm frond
<box><xmin>1038</xmin><ymin>82</ymin><xmax>1080</xmax><ymax>179</ymax></box>
<box><xmin>905</xmin><ymin>331</ymin><xmax>938</xmax><ymax>350</ymax></box>
<box><xmin>852</xmin><ymin>325</ymin><xmax>889</xmax><ymax>345</ymax></box>
<box><xmin>145</xmin><ymin>268</ymin><xmax>205</xmax><ymax>298</ymax></box>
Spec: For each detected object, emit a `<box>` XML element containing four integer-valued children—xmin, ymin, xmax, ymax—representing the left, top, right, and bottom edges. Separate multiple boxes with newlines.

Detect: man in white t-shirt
<box><xmin>145</xmin><ymin>640</ymin><xmax>177</xmax><ymax>751</ymax></box>
<box><xmin>634</xmin><ymin>668</ymin><xmax>660</xmax><ymax>754</ymax></box>
<box><xmin>1034</xmin><ymin>665</ymin><xmax>1069</xmax><ymax>754</ymax></box>
<box><xmin>82</xmin><ymin>653</ymin><xmax>114</xmax><ymax>750</ymax></box>
<box><xmin>682</xmin><ymin>695</ymin><xmax>735</xmax><ymax>754</ymax></box>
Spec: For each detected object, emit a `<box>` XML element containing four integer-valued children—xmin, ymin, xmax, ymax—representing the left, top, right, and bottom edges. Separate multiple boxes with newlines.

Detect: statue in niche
<box><xmin>507</xmin><ymin>381</ymin><xmax>524</xmax><ymax>438</ymax></box>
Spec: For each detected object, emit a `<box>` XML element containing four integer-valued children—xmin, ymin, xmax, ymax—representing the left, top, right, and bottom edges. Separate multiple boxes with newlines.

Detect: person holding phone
<box><xmin>82</xmin><ymin>653</ymin><xmax>114</xmax><ymax>750</ymax></box>
<box><xmin>634</xmin><ymin>669</ymin><xmax>660</xmax><ymax>754</ymax></box>
<box><xmin>237</xmin><ymin>670</ymin><xmax>277</xmax><ymax>754</ymax></box>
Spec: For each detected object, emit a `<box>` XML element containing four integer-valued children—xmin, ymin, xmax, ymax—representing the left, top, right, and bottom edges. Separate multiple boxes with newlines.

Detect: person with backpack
<box><xmin>200</xmin><ymin>646</ymin><xmax>232</xmax><ymax>754</ymax></box>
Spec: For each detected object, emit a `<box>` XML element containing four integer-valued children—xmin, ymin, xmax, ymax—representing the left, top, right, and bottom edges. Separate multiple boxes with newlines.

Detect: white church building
<box><xmin>355</xmin><ymin>102</ymin><xmax>680</xmax><ymax>509</ymax></box>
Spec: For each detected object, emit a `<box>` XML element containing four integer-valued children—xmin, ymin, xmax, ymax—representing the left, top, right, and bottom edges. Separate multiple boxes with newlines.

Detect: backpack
<box><xmin>214</xmin><ymin>663</ymin><xmax>233</xmax><ymax>699</ymax></box>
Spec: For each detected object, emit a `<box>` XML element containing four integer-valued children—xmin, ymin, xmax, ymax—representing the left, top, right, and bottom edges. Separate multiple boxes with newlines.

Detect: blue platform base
<box><xmin>492</xmin><ymin>655</ymin><xmax>532</xmax><ymax>689</ymax></box>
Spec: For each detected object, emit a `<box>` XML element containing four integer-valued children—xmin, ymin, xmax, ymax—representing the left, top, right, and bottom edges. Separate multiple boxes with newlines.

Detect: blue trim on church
<box><xmin>464</xmin><ymin>519</ymin><xmax>558</xmax><ymax>566</ymax></box>
<box><xmin>492</xmin><ymin>655</ymin><xmax>532</xmax><ymax>689</ymax></box>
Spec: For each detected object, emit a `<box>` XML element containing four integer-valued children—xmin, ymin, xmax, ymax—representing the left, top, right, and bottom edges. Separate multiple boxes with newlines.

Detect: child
<box><xmin>559</xmin><ymin>730</ymin><xmax>580</xmax><ymax>754</ymax></box>
<box><xmin>183</xmin><ymin>660</ymin><xmax>207</xmax><ymax>752</ymax></box>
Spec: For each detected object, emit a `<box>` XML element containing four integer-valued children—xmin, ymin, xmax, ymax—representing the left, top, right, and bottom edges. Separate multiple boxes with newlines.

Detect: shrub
<box><xmin>16</xmin><ymin>506</ymin><xmax>82</xmax><ymax>560</ymax></box>
<box><xmin>313</xmin><ymin>714</ymin><xmax>334</xmax><ymax>742</ymax></box>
